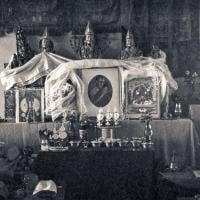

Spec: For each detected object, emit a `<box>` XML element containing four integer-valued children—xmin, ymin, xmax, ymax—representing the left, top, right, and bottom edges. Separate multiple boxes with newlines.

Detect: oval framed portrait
<box><xmin>81</xmin><ymin>67</ymin><xmax>121</xmax><ymax>116</ymax></box>
<box><xmin>88</xmin><ymin>75</ymin><xmax>113</xmax><ymax>107</ymax></box>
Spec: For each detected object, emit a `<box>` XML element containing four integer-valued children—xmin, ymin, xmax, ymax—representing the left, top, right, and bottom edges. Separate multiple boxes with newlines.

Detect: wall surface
<box><xmin>0</xmin><ymin>0</ymin><xmax>199</xmax><ymax>76</ymax></box>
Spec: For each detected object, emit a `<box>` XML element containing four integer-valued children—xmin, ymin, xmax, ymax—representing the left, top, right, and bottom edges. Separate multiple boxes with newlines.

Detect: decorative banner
<box><xmin>72</xmin><ymin>0</ymin><xmax>120</xmax><ymax>26</ymax></box>
<box><xmin>172</xmin><ymin>0</ymin><xmax>191</xmax><ymax>42</ymax></box>
<box><xmin>16</xmin><ymin>0</ymin><xmax>66</xmax><ymax>26</ymax></box>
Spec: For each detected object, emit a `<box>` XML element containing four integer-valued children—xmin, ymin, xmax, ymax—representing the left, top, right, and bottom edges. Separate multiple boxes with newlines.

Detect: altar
<box><xmin>0</xmin><ymin>118</ymin><xmax>197</xmax><ymax>169</ymax></box>
<box><xmin>0</xmin><ymin>23</ymin><xmax>192</xmax><ymax>199</ymax></box>
<box><xmin>1</xmin><ymin>2</ymin><xmax>200</xmax><ymax>199</ymax></box>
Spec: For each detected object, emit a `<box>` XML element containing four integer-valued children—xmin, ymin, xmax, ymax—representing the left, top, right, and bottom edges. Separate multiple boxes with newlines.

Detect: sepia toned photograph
<box><xmin>0</xmin><ymin>0</ymin><xmax>200</xmax><ymax>199</ymax></box>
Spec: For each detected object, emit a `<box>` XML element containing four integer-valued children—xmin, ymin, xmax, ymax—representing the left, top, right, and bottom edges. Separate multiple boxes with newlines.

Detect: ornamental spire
<box><xmin>126</xmin><ymin>29</ymin><xmax>134</xmax><ymax>40</ymax></box>
<box><xmin>85</xmin><ymin>21</ymin><xmax>94</xmax><ymax>35</ymax></box>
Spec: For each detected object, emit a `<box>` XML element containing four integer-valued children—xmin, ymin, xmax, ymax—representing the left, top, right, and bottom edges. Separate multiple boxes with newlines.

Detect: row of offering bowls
<box><xmin>46</xmin><ymin>137</ymin><xmax>154</xmax><ymax>152</ymax></box>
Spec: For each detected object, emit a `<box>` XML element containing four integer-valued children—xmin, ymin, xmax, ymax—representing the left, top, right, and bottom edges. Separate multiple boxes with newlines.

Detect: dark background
<box><xmin>0</xmin><ymin>0</ymin><xmax>199</xmax><ymax>77</ymax></box>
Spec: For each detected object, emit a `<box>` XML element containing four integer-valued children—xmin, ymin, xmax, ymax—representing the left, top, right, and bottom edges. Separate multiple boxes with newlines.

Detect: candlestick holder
<box><xmin>97</xmin><ymin>109</ymin><xmax>104</xmax><ymax>127</ymax></box>
<box><xmin>105</xmin><ymin>110</ymin><xmax>113</xmax><ymax>126</ymax></box>
<box><xmin>113</xmin><ymin>111</ymin><xmax>120</xmax><ymax>126</ymax></box>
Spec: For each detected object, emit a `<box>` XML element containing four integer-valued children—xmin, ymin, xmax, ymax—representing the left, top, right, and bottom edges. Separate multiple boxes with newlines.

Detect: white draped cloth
<box><xmin>0</xmin><ymin>52</ymin><xmax>71</xmax><ymax>90</ymax></box>
<box><xmin>0</xmin><ymin>50</ymin><xmax>178</xmax><ymax>121</ymax></box>
<box><xmin>45</xmin><ymin>56</ymin><xmax>178</xmax><ymax>121</ymax></box>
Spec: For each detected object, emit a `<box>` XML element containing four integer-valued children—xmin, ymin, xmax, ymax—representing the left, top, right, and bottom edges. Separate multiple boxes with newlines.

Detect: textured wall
<box><xmin>0</xmin><ymin>0</ymin><xmax>199</xmax><ymax>76</ymax></box>
<box><xmin>149</xmin><ymin>0</ymin><xmax>200</xmax><ymax>76</ymax></box>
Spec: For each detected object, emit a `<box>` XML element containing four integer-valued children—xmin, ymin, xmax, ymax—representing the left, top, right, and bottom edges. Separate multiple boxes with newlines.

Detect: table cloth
<box><xmin>0</xmin><ymin>119</ymin><xmax>197</xmax><ymax>168</ymax></box>
<box><xmin>33</xmin><ymin>150</ymin><xmax>155</xmax><ymax>200</ymax></box>
<box><xmin>120</xmin><ymin>119</ymin><xmax>197</xmax><ymax>168</ymax></box>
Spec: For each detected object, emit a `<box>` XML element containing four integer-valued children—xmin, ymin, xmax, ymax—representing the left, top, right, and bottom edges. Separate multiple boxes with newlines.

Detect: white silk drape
<box><xmin>45</xmin><ymin>57</ymin><xmax>177</xmax><ymax>121</ymax></box>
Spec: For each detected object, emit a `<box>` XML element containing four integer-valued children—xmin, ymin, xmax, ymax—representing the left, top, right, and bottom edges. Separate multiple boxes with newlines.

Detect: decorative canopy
<box><xmin>0</xmin><ymin>52</ymin><xmax>71</xmax><ymax>90</ymax></box>
<box><xmin>85</xmin><ymin>21</ymin><xmax>94</xmax><ymax>35</ymax></box>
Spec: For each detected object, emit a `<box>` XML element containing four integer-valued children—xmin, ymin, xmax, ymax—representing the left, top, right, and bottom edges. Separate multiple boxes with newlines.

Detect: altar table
<box><xmin>0</xmin><ymin>119</ymin><xmax>197</xmax><ymax>168</ymax></box>
<box><xmin>33</xmin><ymin>150</ymin><xmax>155</xmax><ymax>200</ymax></box>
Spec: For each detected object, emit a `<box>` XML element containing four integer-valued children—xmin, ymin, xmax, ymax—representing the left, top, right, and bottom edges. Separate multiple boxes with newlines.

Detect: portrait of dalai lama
<box><xmin>88</xmin><ymin>75</ymin><xmax>113</xmax><ymax>107</ymax></box>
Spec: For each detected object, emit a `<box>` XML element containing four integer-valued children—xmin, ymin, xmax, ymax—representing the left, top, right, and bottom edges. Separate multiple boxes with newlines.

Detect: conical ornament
<box><xmin>85</xmin><ymin>21</ymin><xmax>94</xmax><ymax>35</ymax></box>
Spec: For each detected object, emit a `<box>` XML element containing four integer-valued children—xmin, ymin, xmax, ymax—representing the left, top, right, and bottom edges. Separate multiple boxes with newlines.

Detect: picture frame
<box><xmin>4</xmin><ymin>89</ymin><xmax>16</xmax><ymax>122</ymax></box>
<box><xmin>125</xmin><ymin>76</ymin><xmax>160</xmax><ymax>118</ymax></box>
<box><xmin>80</xmin><ymin>67</ymin><xmax>122</xmax><ymax>116</ymax></box>
<box><xmin>16</xmin><ymin>88</ymin><xmax>45</xmax><ymax>123</ymax></box>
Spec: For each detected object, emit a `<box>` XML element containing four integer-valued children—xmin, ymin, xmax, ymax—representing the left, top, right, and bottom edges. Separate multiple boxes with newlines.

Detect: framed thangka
<box><xmin>16</xmin><ymin>88</ymin><xmax>44</xmax><ymax>123</ymax></box>
<box><xmin>125</xmin><ymin>77</ymin><xmax>160</xmax><ymax>118</ymax></box>
<box><xmin>81</xmin><ymin>67</ymin><xmax>122</xmax><ymax>116</ymax></box>
<box><xmin>4</xmin><ymin>89</ymin><xmax>16</xmax><ymax>121</ymax></box>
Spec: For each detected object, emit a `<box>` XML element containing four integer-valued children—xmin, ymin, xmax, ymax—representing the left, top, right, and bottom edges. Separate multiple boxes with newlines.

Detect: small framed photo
<box><xmin>125</xmin><ymin>77</ymin><xmax>160</xmax><ymax>118</ymax></box>
<box><xmin>81</xmin><ymin>67</ymin><xmax>122</xmax><ymax>116</ymax></box>
<box><xmin>16</xmin><ymin>88</ymin><xmax>45</xmax><ymax>123</ymax></box>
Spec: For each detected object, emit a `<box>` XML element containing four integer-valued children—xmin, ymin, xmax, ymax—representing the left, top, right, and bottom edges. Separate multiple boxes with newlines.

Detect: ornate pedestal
<box><xmin>97</xmin><ymin>126</ymin><xmax>121</xmax><ymax>140</ymax></box>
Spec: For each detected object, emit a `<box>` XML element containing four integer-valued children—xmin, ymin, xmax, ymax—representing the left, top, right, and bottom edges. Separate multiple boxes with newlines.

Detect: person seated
<box><xmin>121</xmin><ymin>29</ymin><xmax>143</xmax><ymax>59</ymax></box>
<box><xmin>79</xmin><ymin>21</ymin><xmax>101</xmax><ymax>59</ymax></box>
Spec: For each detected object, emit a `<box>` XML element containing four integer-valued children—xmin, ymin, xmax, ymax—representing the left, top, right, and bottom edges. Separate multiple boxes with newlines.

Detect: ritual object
<box><xmin>79</xmin><ymin>114</ymin><xmax>90</xmax><ymax>140</ymax></box>
<box><xmin>39</xmin><ymin>27</ymin><xmax>54</xmax><ymax>53</ymax></box>
<box><xmin>40</xmin><ymin>139</ymin><xmax>48</xmax><ymax>152</ymax></box>
<box><xmin>169</xmin><ymin>151</ymin><xmax>178</xmax><ymax>172</ymax></box>
<box><xmin>105</xmin><ymin>109</ymin><xmax>113</xmax><ymax>126</ymax></box>
<box><xmin>7</xmin><ymin>26</ymin><xmax>34</xmax><ymax>69</ymax></box>
<box><xmin>174</xmin><ymin>102</ymin><xmax>182</xmax><ymax>118</ymax></box>
<box><xmin>79</xmin><ymin>21</ymin><xmax>101</xmax><ymax>59</ymax></box>
<box><xmin>97</xmin><ymin>109</ymin><xmax>104</xmax><ymax>127</ymax></box>
<box><xmin>97</xmin><ymin>126</ymin><xmax>121</xmax><ymax>141</ymax></box>
<box><xmin>144</xmin><ymin>117</ymin><xmax>153</xmax><ymax>143</ymax></box>
<box><xmin>113</xmin><ymin>107</ymin><xmax>120</xmax><ymax>126</ymax></box>
<box><xmin>39</xmin><ymin>129</ymin><xmax>51</xmax><ymax>151</ymax></box>
<box><xmin>149</xmin><ymin>43</ymin><xmax>162</xmax><ymax>59</ymax></box>
<box><xmin>140</xmin><ymin>114</ymin><xmax>154</xmax><ymax>149</ymax></box>
<box><xmin>96</xmin><ymin>108</ymin><xmax>121</xmax><ymax>140</ymax></box>
<box><xmin>120</xmin><ymin>29</ymin><xmax>143</xmax><ymax>59</ymax></box>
